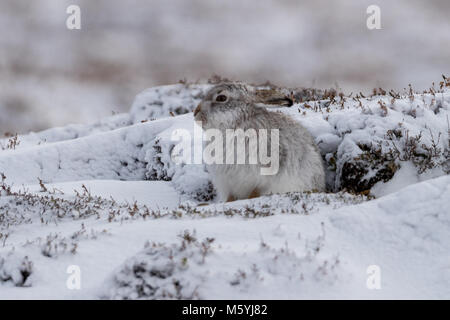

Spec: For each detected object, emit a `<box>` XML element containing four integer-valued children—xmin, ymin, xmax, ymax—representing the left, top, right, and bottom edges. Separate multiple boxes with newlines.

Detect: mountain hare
<box><xmin>194</xmin><ymin>82</ymin><xmax>325</xmax><ymax>201</ymax></box>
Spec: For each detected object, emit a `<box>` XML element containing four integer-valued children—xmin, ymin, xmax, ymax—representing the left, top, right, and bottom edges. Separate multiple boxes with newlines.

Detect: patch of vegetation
<box><xmin>329</xmin><ymin>77</ymin><xmax>450</xmax><ymax>193</ymax></box>
<box><xmin>20</xmin><ymin>224</ymin><xmax>111</xmax><ymax>258</ymax></box>
<box><xmin>0</xmin><ymin>133</ymin><xmax>20</xmax><ymax>150</ymax></box>
<box><xmin>145</xmin><ymin>138</ymin><xmax>171</xmax><ymax>181</ymax></box>
<box><xmin>104</xmin><ymin>230</ymin><xmax>214</xmax><ymax>299</ymax></box>
<box><xmin>0</xmin><ymin>252</ymin><xmax>33</xmax><ymax>287</ymax></box>
<box><xmin>340</xmin><ymin>142</ymin><xmax>398</xmax><ymax>194</ymax></box>
<box><xmin>231</xmin><ymin>224</ymin><xmax>340</xmax><ymax>291</ymax></box>
<box><xmin>339</xmin><ymin>127</ymin><xmax>449</xmax><ymax>193</ymax></box>
<box><xmin>0</xmin><ymin>174</ymin><xmax>164</xmax><ymax>243</ymax></box>
<box><xmin>190</xmin><ymin>180</ymin><xmax>217</xmax><ymax>202</ymax></box>
<box><xmin>1</xmin><ymin>171</ymin><xmax>369</xmax><ymax>249</ymax></box>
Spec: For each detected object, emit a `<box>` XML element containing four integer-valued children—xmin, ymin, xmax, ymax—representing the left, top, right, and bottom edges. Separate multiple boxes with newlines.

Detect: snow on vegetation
<box><xmin>0</xmin><ymin>77</ymin><xmax>449</xmax><ymax>299</ymax></box>
<box><xmin>101</xmin><ymin>229</ymin><xmax>340</xmax><ymax>300</ymax></box>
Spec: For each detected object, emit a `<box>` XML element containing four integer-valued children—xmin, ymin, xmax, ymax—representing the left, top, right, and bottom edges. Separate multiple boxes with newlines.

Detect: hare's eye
<box><xmin>216</xmin><ymin>94</ymin><xmax>227</xmax><ymax>102</ymax></box>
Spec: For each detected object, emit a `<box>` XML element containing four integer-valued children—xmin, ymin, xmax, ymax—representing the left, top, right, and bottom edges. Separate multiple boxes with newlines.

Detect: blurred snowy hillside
<box><xmin>0</xmin><ymin>0</ymin><xmax>449</xmax><ymax>133</ymax></box>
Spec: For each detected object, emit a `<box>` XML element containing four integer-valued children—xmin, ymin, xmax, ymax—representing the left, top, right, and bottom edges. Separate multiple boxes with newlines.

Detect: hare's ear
<box><xmin>253</xmin><ymin>89</ymin><xmax>294</xmax><ymax>108</ymax></box>
<box><xmin>261</xmin><ymin>96</ymin><xmax>294</xmax><ymax>107</ymax></box>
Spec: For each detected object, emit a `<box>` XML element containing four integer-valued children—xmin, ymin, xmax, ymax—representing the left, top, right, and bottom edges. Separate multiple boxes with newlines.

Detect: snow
<box><xmin>0</xmin><ymin>82</ymin><xmax>449</xmax><ymax>299</ymax></box>
<box><xmin>371</xmin><ymin>162</ymin><xmax>419</xmax><ymax>197</ymax></box>
<box><xmin>1</xmin><ymin>176</ymin><xmax>448</xmax><ymax>299</ymax></box>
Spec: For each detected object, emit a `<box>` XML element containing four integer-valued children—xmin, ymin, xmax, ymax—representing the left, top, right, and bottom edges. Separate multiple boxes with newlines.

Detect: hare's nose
<box><xmin>194</xmin><ymin>103</ymin><xmax>201</xmax><ymax>116</ymax></box>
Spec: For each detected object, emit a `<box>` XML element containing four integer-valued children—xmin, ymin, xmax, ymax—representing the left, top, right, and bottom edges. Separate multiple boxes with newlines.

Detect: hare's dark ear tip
<box><xmin>266</xmin><ymin>97</ymin><xmax>294</xmax><ymax>107</ymax></box>
<box><xmin>284</xmin><ymin>97</ymin><xmax>294</xmax><ymax>107</ymax></box>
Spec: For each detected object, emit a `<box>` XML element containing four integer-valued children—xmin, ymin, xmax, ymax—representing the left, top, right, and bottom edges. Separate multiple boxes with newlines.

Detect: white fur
<box><xmin>195</xmin><ymin>83</ymin><xmax>326</xmax><ymax>201</ymax></box>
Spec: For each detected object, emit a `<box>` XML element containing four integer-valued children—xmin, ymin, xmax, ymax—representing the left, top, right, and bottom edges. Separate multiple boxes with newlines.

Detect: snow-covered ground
<box><xmin>0</xmin><ymin>80</ymin><xmax>449</xmax><ymax>299</ymax></box>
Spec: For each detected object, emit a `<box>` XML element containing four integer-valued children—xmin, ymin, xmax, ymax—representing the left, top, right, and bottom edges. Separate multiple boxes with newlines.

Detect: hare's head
<box><xmin>194</xmin><ymin>83</ymin><xmax>252</xmax><ymax>128</ymax></box>
<box><xmin>194</xmin><ymin>82</ymin><xmax>293</xmax><ymax>129</ymax></box>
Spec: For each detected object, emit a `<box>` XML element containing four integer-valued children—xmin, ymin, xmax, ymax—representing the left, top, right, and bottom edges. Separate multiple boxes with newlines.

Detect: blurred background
<box><xmin>0</xmin><ymin>0</ymin><xmax>449</xmax><ymax>134</ymax></box>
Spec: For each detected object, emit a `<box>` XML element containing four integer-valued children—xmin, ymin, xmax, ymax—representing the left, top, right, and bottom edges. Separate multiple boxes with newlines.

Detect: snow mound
<box><xmin>102</xmin><ymin>229</ymin><xmax>341</xmax><ymax>300</ymax></box>
<box><xmin>2</xmin><ymin>81</ymin><xmax>448</xmax><ymax>199</ymax></box>
<box><xmin>130</xmin><ymin>84</ymin><xmax>211</xmax><ymax>123</ymax></box>
<box><xmin>102</xmin><ymin>231</ymin><xmax>214</xmax><ymax>299</ymax></box>
<box><xmin>277</xmin><ymin>86</ymin><xmax>450</xmax><ymax>192</ymax></box>
<box><xmin>0</xmin><ymin>114</ymin><xmax>132</xmax><ymax>151</ymax></box>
